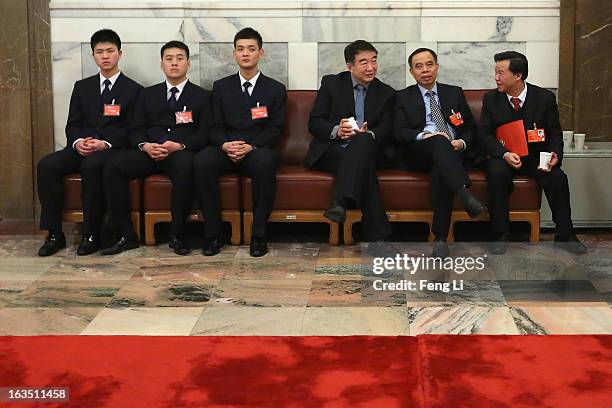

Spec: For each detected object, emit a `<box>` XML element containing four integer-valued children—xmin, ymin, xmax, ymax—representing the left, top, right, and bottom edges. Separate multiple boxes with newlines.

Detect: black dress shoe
<box><xmin>202</xmin><ymin>237</ymin><xmax>224</xmax><ymax>256</ymax></box>
<box><xmin>38</xmin><ymin>232</ymin><xmax>66</xmax><ymax>257</ymax></box>
<box><xmin>169</xmin><ymin>237</ymin><xmax>191</xmax><ymax>255</ymax></box>
<box><xmin>77</xmin><ymin>234</ymin><xmax>99</xmax><ymax>256</ymax></box>
<box><xmin>491</xmin><ymin>233</ymin><xmax>510</xmax><ymax>255</ymax></box>
<box><xmin>324</xmin><ymin>197</ymin><xmax>346</xmax><ymax>223</ymax></box>
<box><xmin>554</xmin><ymin>235</ymin><xmax>587</xmax><ymax>254</ymax></box>
<box><xmin>101</xmin><ymin>236</ymin><xmax>139</xmax><ymax>256</ymax></box>
<box><xmin>250</xmin><ymin>236</ymin><xmax>268</xmax><ymax>257</ymax></box>
<box><xmin>432</xmin><ymin>239</ymin><xmax>450</xmax><ymax>258</ymax></box>
<box><xmin>463</xmin><ymin>192</ymin><xmax>488</xmax><ymax>219</ymax></box>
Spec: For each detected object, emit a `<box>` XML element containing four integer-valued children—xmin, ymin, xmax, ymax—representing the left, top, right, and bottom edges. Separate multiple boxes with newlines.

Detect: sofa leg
<box><xmin>529</xmin><ymin>212</ymin><xmax>540</xmax><ymax>243</ymax></box>
<box><xmin>144</xmin><ymin>213</ymin><xmax>157</xmax><ymax>246</ymax></box>
<box><xmin>243</xmin><ymin>212</ymin><xmax>253</xmax><ymax>244</ymax></box>
<box><xmin>447</xmin><ymin>219</ymin><xmax>456</xmax><ymax>243</ymax></box>
<box><xmin>328</xmin><ymin>221</ymin><xmax>339</xmax><ymax>246</ymax></box>
<box><xmin>223</xmin><ymin>211</ymin><xmax>242</xmax><ymax>245</ymax></box>
<box><xmin>131</xmin><ymin>211</ymin><xmax>141</xmax><ymax>241</ymax></box>
<box><xmin>343</xmin><ymin>210</ymin><xmax>360</xmax><ymax>246</ymax></box>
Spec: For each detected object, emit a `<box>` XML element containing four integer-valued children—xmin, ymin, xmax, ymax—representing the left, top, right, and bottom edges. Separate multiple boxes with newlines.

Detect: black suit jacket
<box><xmin>65</xmin><ymin>73</ymin><xmax>142</xmax><ymax>149</ymax></box>
<box><xmin>478</xmin><ymin>83</ymin><xmax>564</xmax><ymax>163</ymax></box>
<box><xmin>210</xmin><ymin>73</ymin><xmax>287</xmax><ymax>148</ymax></box>
<box><xmin>129</xmin><ymin>80</ymin><xmax>211</xmax><ymax>151</ymax></box>
<box><xmin>306</xmin><ymin>71</ymin><xmax>395</xmax><ymax>168</ymax></box>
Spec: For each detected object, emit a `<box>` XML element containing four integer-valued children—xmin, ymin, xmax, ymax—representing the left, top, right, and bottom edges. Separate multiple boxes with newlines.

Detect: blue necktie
<box><xmin>355</xmin><ymin>84</ymin><xmax>366</xmax><ymax>128</ymax></box>
<box><xmin>168</xmin><ymin>87</ymin><xmax>179</xmax><ymax>112</ymax></box>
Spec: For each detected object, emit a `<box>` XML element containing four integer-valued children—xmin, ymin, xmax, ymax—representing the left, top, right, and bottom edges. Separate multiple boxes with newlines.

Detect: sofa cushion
<box><xmin>143</xmin><ymin>174</ymin><xmax>241</xmax><ymax>211</ymax></box>
<box><xmin>63</xmin><ymin>173</ymin><xmax>141</xmax><ymax>211</ymax></box>
<box><xmin>242</xmin><ymin>165</ymin><xmax>334</xmax><ymax>210</ymax></box>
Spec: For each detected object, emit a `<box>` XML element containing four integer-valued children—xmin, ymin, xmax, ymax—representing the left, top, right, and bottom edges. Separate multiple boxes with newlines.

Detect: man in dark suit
<box><xmin>394</xmin><ymin>48</ymin><xmax>487</xmax><ymax>257</ymax></box>
<box><xmin>102</xmin><ymin>40</ymin><xmax>211</xmax><ymax>255</ymax></box>
<box><xmin>194</xmin><ymin>28</ymin><xmax>286</xmax><ymax>257</ymax></box>
<box><xmin>306</xmin><ymin>40</ymin><xmax>393</xmax><ymax>242</ymax></box>
<box><xmin>37</xmin><ymin>29</ymin><xmax>142</xmax><ymax>256</ymax></box>
<box><xmin>479</xmin><ymin>51</ymin><xmax>586</xmax><ymax>254</ymax></box>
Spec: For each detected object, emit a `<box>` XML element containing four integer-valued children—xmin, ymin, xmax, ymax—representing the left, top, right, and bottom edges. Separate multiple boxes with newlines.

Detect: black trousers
<box><xmin>486</xmin><ymin>156</ymin><xmax>573</xmax><ymax>238</ymax></box>
<box><xmin>400</xmin><ymin>136</ymin><xmax>470</xmax><ymax>237</ymax></box>
<box><xmin>193</xmin><ymin>146</ymin><xmax>277</xmax><ymax>239</ymax></box>
<box><xmin>103</xmin><ymin>149</ymin><xmax>194</xmax><ymax>239</ymax></box>
<box><xmin>311</xmin><ymin>133</ymin><xmax>390</xmax><ymax>241</ymax></box>
<box><xmin>37</xmin><ymin>147</ymin><xmax>115</xmax><ymax>235</ymax></box>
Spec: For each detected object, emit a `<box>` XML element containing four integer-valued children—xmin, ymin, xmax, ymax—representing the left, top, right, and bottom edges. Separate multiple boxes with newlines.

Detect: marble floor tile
<box><xmin>406</xmin><ymin>280</ymin><xmax>506</xmax><ymax>307</ymax></box>
<box><xmin>590</xmin><ymin>279</ymin><xmax>612</xmax><ymax>305</ymax></box>
<box><xmin>0</xmin><ymin>280</ymin><xmax>36</xmax><ymax>308</ymax></box>
<box><xmin>235</xmin><ymin>243</ymin><xmax>320</xmax><ymax>258</ymax></box>
<box><xmin>134</xmin><ymin>259</ymin><xmax>225</xmax><ymax>284</ymax></box>
<box><xmin>210</xmin><ymin>278</ymin><xmax>312</xmax><ymax>307</ymax></box>
<box><xmin>300</xmin><ymin>307</ymin><xmax>411</xmax><ymax>336</ymax></box>
<box><xmin>39</xmin><ymin>258</ymin><xmax>140</xmax><ymax>281</ymax></box>
<box><xmin>575</xmin><ymin>254</ymin><xmax>612</xmax><ymax>279</ymax></box>
<box><xmin>191</xmin><ymin>306</ymin><xmax>306</xmax><ymax>336</ymax></box>
<box><xmin>314</xmin><ymin>260</ymin><xmax>372</xmax><ymax>280</ymax></box>
<box><xmin>0</xmin><ymin>307</ymin><xmax>101</xmax><ymax>335</ymax></box>
<box><xmin>0</xmin><ymin>258</ymin><xmax>59</xmax><ymax>281</ymax></box>
<box><xmin>510</xmin><ymin>306</ymin><xmax>612</xmax><ymax>334</ymax></box>
<box><xmin>81</xmin><ymin>307</ymin><xmax>204</xmax><ymax>335</ymax></box>
<box><xmin>308</xmin><ymin>279</ymin><xmax>406</xmax><ymax>307</ymax></box>
<box><xmin>6</xmin><ymin>280</ymin><xmax>125</xmax><ymax>308</ymax></box>
<box><xmin>0</xmin><ymin>236</ymin><xmax>64</xmax><ymax>258</ymax></box>
<box><xmin>222</xmin><ymin>257</ymin><xmax>316</xmax><ymax>280</ymax></box>
<box><xmin>499</xmin><ymin>280</ymin><xmax>607</xmax><ymax>304</ymax></box>
<box><xmin>407</xmin><ymin>306</ymin><xmax>520</xmax><ymax>335</ymax></box>
<box><xmin>108</xmin><ymin>280</ymin><xmax>215</xmax><ymax>308</ymax></box>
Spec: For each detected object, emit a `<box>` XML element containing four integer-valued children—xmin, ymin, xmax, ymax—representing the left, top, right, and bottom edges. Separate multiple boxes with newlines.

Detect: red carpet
<box><xmin>1</xmin><ymin>335</ymin><xmax>611</xmax><ymax>407</ymax></box>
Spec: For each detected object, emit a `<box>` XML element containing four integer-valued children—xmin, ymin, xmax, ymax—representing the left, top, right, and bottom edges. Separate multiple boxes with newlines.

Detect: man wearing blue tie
<box><xmin>306</xmin><ymin>40</ymin><xmax>394</xmax><ymax>242</ymax></box>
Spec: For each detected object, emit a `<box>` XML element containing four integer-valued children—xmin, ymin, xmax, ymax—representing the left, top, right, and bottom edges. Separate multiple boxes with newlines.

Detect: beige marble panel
<box><xmin>82</xmin><ymin>307</ymin><xmax>205</xmax><ymax>335</ymax></box>
<box><xmin>301</xmin><ymin>306</ymin><xmax>411</xmax><ymax>336</ymax></box>
<box><xmin>0</xmin><ymin>307</ymin><xmax>100</xmax><ymax>335</ymax></box>
<box><xmin>510</xmin><ymin>306</ymin><xmax>612</xmax><ymax>334</ymax></box>
<box><xmin>408</xmin><ymin>306</ymin><xmax>520</xmax><ymax>334</ymax></box>
<box><xmin>191</xmin><ymin>306</ymin><xmax>306</xmax><ymax>335</ymax></box>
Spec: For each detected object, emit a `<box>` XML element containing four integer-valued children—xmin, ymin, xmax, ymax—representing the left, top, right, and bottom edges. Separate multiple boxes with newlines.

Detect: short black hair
<box><xmin>160</xmin><ymin>40</ymin><xmax>190</xmax><ymax>60</ymax></box>
<box><xmin>408</xmin><ymin>47</ymin><xmax>437</xmax><ymax>68</ymax></box>
<box><xmin>90</xmin><ymin>29</ymin><xmax>121</xmax><ymax>51</ymax></box>
<box><xmin>494</xmin><ymin>51</ymin><xmax>528</xmax><ymax>80</ymax></box>
<box><xmin>344</xmin><ymin>40</ymin><xmax>378</xmax><ymax>64</ymax></box>
<box><xmin>234</xmin><ymin>27</ymin><xmax>263</xmax><ymax>49</ymax></box>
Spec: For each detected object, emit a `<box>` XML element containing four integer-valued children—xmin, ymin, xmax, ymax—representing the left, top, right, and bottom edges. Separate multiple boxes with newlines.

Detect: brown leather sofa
<box><xmin>63</xmin><ymin>90</ymin><xmax>540</xmax><ymax>246</ymax></box>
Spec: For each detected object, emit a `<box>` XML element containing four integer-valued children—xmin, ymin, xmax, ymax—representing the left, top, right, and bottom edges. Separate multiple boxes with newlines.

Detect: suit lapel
<box><xmin>521</xmin><ymin>83</ymin><xmax>537</xmax><ymax>129</ymax></box>
<box><xmin>411</xmin><ymin>85</ymin><xmax>426</xmax><ymax>127</ymax></box>
<box><xmin>175</xmin><ymin>80</ymin><xmax>191</xmax><ymax>111</ymax></box>
<box><xmin>99</xmin><ymin>73</ymin><xmax>123</xmax><ymax>126</ymax></box>
<box><xmin>437</xmin><ymin>83</ymin><xmax>451</xmax><ymax>118</ymax></box>
<box><xmin>364</xmin><ymin>79</ymin><xmax>378</xmax><ymax>121</ymax></box>
<box><xmin>342</xmin><ymin>73</ymin><xmax>356</xmax><ymax>116</ymax></box>
<box><xmin>250</xmin><ymin>73</ymin><xmax>266</xmax><ymax>104</ymax></box>
<box><xmin>496</xmin><ymin>90</ymin><xmax>514</xmax><ymax>125</ymax></box>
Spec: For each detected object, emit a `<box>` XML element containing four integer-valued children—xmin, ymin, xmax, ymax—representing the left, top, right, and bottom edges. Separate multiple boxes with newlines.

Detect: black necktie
<box><xmin>426</xmin><ymin>90</ymin><xmax>451</xmax><ymax>137</ymax></box>
<box><xmin>168</xmin><ymin>87</ymin><xmax>179</xmax><ymax>112</ymax></box>
<box><xmin>101</xmin><ymin>79</ymin><xmax>111</xmax><ymax>104</ymax></box>
<box><xmin>243</xmin><ymin>81</ymin><xmax>252</xmax><ymax>103</ymax></box>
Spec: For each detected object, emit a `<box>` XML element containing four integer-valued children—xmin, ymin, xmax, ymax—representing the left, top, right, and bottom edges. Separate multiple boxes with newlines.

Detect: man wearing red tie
<box><xmin>479</xmin><ymin>51</ymin><xmax>586</xmax><ymax>254</ymax></box>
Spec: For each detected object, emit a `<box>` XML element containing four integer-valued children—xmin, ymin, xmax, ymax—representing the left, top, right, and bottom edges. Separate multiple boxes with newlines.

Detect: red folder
<box><xmin>496</xmin><ymin>119</ymin><xmax>529</xmax><ymax>157</ymax></box>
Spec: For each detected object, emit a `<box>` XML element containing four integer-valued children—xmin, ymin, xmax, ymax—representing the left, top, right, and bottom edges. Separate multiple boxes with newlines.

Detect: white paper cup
<box><xmin>539</xmin><ymin>152</ymin><xmax>553</xmax><ymax>170</ymax></box>
<box><xmin>562</xmin><ymin>131</ymin><xmax>574</xmax><ymax>151</ymax></box>
<box><xmin>574</xmin><ymin>133</ymin><xmax>585</xmax><ymax>150</ymax></box>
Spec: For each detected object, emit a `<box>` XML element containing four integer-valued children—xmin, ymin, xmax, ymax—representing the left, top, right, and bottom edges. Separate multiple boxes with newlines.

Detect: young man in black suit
<box><xmin>394</xmin><ymin>48</ymin><xmax>487</xmax><ymax>257</ymax></box>
<box><xmin>37</xmin><ymin>29</ymin><xmax>142</xmax><ymax>256</ymax></box>
<box><xmin>479</xmin><ymin>51</ymin><xmax>586</xmax><ymax>254</ymax></box>
<box><xmin>306</xmin><ymin>40</ymin><xmax>394</xmax><ymax>242</ymax></box>
<box><xmin>194</xmin><ymin>28</ymin><xmax>287</xmax><ymax>257</ymax></box>
<box><xmin>102</xmin><ymin>41</ymin><xmax>211</xmax><ymax>256</ymax></box>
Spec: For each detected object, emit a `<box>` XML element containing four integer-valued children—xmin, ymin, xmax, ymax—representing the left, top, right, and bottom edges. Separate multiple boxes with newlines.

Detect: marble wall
<box><xmin>49</xmin><ymin>0</ymin><xmax>562</xmax><ymax>148</ymax></box>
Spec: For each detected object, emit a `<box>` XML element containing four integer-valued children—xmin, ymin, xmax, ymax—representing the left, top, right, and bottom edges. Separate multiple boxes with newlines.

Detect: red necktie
<box><xmin>511</xmin><ymin>97</ymin><xmax>521</xmax><ymax>111</ymax></box>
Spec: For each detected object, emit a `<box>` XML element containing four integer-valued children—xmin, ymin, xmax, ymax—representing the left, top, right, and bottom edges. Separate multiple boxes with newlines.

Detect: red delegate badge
<box><xmin>175</xmin><ymin>106</ymin><xmax>193</xmax><ymax>124</ymax></box>
<box><xmin>251</xmin><ymin>103</ymin><xmax>268</xmax><ymax>120</ymax></box>
<box><xmin>527</xmin><ymin>123</ymin><xmax>545</xmax><ymax>143</ymax></box>
<box><xmin>103</xmin><ymin>99</ymin><xmax>121</xmax><ymax>116</ymax></box>
<box><xmin>449</xmin><ymin>110</ymin><xmax>463</xmax><ymax>126</ymax></box>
